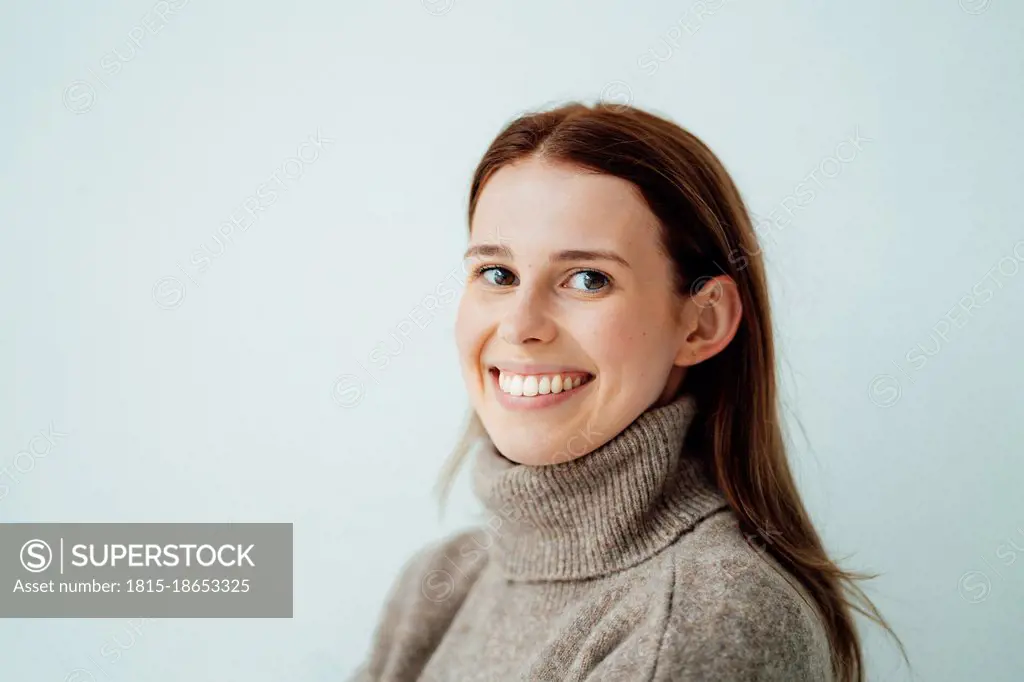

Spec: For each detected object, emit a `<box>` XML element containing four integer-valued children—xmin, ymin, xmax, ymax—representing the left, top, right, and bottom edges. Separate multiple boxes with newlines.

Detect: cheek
<box><xmin>454</xmin><ymin>295</ymin><xmax>486</xmax><ymax>363</ymax></box>
<box><xmin>579</xmin><ymin>302</ymin><xmax>672</xmax><ymax>371</ymax></box>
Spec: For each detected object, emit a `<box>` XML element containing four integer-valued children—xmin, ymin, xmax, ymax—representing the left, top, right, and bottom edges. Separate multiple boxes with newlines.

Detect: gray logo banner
<box><xmin>0</xmin><ymin>523</ymin><xmax>292</xmax><ymax>617</ymax></box>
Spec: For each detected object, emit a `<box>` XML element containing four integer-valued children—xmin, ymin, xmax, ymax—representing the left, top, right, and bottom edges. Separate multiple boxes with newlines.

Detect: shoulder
<box><xmin>387</xmin><ymin>526</ymin><xmax>492</xmax><ymax>611</ymax></box>
<box><xmin>654</xmin><ymin>510</ymin><xmax>834</xmax><ymax>682</ymax></box>
<box><xmin>355</xmin><ymin>527</ymin><xmax>491</xmax><ymax>680</ymax></box>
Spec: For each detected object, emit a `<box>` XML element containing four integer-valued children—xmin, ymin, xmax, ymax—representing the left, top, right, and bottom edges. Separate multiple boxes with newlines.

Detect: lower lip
<box><xmin>489</xmin><ymin>369</ymin><xmax>595</xmax><ymax>411</ymax></box>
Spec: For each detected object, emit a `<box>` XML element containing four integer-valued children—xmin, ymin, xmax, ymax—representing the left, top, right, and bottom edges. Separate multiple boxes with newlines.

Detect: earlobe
<box><xmin>672</xmin><ymin>338</ymin><xmax>700</xmax><ymax>367</ymax></box>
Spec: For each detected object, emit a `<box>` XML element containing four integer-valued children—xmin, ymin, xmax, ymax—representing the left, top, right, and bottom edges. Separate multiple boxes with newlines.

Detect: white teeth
<box><xmin>496</xmin><ymin>370</ymin><xmax>591</xmax><ymax>397</ymax></box>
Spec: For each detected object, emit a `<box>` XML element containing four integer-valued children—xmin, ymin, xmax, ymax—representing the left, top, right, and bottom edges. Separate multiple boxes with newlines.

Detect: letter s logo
<box><xmin>20</xmin><ymin>539</ymin><xmax>53</xmax><ymax>573</ymax></box>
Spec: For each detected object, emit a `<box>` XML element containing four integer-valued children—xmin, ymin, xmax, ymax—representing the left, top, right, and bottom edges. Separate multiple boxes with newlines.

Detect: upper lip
<box><xmin>487</xmin><ymin>361</ymin><xmax>593</xmax><ymax>376</ymax></box>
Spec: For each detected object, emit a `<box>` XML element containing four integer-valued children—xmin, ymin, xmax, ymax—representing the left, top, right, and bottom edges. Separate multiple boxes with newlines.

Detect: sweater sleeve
<box><xmin>346</xmin><ymin>527</ymin><xmax>490</xmax><ymax>682</ymax></box>
<box><xmin>345</xmin><ymin>541</ymin><xmax>434</xmax><ymax>682</ymax></box>
<box><xmin>652</xmin><ymin>551</ymin><xmax>833</xmax><ymax>682</ymax></box>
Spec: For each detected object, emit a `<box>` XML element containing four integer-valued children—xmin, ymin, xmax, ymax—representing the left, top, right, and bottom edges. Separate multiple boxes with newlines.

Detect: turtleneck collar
<box><xmin>470</xmin><ymin>393</ymin><xmax>729</xmax><ymax>581</ymax></box>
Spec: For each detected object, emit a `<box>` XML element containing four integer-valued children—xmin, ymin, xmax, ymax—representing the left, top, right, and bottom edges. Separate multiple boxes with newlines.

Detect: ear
<box><xmin>673</xmin><ymin>275</ymin><xmax>743</xmax><ymax>366</ymax></box>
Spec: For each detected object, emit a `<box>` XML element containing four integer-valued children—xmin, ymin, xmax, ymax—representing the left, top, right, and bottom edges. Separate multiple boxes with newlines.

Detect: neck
<box><xmin>471</xmin><ymin>393</ymin><xmax>728</xmax><ymax>581</ymax></box>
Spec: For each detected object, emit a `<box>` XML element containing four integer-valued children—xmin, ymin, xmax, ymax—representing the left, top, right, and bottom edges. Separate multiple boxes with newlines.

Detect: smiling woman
<box><xmin>348</xmin><ymin>102</ymin><xmax>906</xmax><ymax>682</ymax></box>
<box><xmin>455</xmin><ymin>156</ymin><xmax>742</xmax><ymax>468</ymax></box>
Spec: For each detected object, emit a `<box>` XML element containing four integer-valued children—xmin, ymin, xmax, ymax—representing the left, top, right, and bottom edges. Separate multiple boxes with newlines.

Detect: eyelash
<box><xmin>470</xmin><ymin>264</ymin><xmax>613</xmax><ymax>294</ymax></box>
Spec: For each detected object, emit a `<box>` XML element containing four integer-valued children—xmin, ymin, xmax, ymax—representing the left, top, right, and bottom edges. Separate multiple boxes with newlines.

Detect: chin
<box><xmin>486</xmin><ymin>426</ymin><xmax>594</xmax><ymax>466</ymax></box>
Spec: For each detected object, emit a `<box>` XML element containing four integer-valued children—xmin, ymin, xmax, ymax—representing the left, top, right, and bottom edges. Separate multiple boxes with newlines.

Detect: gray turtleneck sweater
<box><xmin>348</xmin><ymin>395</ymin><xmax>833</xmax><ymax>681</ymax></box>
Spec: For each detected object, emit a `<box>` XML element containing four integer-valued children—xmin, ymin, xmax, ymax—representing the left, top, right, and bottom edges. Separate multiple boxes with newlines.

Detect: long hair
<box><xmin>434</xmin><ymin>101</ymin><xmax>906</xmax><ymax>681</ymax></box>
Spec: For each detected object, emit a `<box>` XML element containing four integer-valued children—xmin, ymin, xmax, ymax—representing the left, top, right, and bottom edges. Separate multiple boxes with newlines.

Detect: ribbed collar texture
<box><xmin>471</xmin><ymin>393</ymin><xmax>729</xmax><ymax>581</ymax></box>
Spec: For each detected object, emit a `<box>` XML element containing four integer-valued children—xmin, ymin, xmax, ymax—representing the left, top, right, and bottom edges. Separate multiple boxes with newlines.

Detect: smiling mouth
<box><xmin>488</xmin><ymin>367</ymin><xmax>595</xmax><ymax>397</ymax></box>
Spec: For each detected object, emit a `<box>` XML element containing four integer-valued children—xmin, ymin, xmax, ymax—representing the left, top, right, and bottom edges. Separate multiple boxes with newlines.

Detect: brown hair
<box><xmin>434</xmin><ymin>101</ymin><xmax>906</xmax><ymax>681</ymax></box>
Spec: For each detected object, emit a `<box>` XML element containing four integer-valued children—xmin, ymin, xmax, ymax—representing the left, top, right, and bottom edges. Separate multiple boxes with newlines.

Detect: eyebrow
<box><xmin>463</xmin><ymin>243</ymin><xmax>631</xmax><ymax>269</ymax></box>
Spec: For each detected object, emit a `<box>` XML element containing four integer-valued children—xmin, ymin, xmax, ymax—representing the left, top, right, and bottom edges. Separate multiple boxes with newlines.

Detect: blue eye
<box><xmin>566</xmin><ymin>270</ymin><xmax>610</xmax><ymax>292</ymax></box>
<box><xmin>472</xmin><ymin>265</ymin><xmax>612</xmax><ymax>294</ymax></box>
<box><xmin>477</xmin><ymin>265</ymin><xmax>517</xmax><ymax>287</ymax></box>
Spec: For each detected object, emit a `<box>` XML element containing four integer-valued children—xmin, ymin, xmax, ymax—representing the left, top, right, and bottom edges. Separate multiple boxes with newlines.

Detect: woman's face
<box><xmin>455</xmin><ymin>155</ymin><xmax>694</xmax><ymax>466</ymax></box>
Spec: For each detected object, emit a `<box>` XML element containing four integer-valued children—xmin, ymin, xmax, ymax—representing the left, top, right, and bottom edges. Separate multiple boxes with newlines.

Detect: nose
<box><xmin>498</xmin><ymin>284</ymin><xmax>557</xmax><ymax>346</ymax></box>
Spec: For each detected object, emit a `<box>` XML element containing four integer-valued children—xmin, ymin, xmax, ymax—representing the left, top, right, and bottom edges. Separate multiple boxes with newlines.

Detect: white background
<box><xmin>1</xmin><ymin>0</ymin><xmax>1022</xmax><ymax>680</ymax></box>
